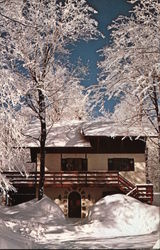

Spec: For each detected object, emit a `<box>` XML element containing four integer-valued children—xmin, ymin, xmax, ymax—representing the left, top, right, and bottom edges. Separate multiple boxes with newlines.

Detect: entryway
<box><xmin>68</xmin><ymin>191</ymin><xmax>81</xmax><ymax>218</ymax></box>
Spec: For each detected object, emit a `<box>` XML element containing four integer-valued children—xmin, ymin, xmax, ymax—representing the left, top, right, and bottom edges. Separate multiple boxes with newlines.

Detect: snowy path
<box><xmin>34</xmin><ymin>217</ymin><xmax>159</xmax><ymax>249</ymax></box>
<box><xmin>38</xmin><ymin>218</ymin><xmax>159</xmax><ymax>249</ymax></box>
<box><xmin>42</xmin><ymin>232</ymin><xmax>159</xmax><ymax>249</ymax></box>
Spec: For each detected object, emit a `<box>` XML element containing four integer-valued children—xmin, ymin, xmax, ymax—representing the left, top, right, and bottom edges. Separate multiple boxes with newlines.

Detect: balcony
<box><xmin>2</xmin><ymin>171</ymin><xmax>153</xmax><ymax>204</ymax></box>
<box><xmin>3</xmin><ymin>171</ymin><xmax>123</xmax><ymax>187</ymax></box>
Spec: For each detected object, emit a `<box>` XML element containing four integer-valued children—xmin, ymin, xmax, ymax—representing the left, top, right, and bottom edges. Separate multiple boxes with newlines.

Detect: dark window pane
<box><xmin>61</xmin><ymin>159</ymin><xmax>66</xmax><ymax>171</ymax></box>
<box><xmin>82</xmin><ymin>159</ymin><xmax>87</xmax><ymax>171</ymax></box>
<box><xmin>108</xmin><ymin>158</ymin><xmax>134</xmax><ymax>171</ymax></box>
<box><xmin>61</xmin><ymin>158</ymin><xmax>87</xmax><ymax>171</ymax></box>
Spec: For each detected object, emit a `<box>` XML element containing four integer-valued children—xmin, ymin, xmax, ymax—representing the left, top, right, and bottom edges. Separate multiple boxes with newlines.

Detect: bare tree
<box><xmin>0</xmin><ymin>69</ymin><xmax>29</xmax><ymax>192</ymax></box>
<box><xmin>0</xmin><ymin>0</ymin><xmax>100</xmax><ymax>199</ymax></box>
<box><xmin>89</xmin><ymin>0</ymin><xmax>160</xmax><ymax>190</ymax></box>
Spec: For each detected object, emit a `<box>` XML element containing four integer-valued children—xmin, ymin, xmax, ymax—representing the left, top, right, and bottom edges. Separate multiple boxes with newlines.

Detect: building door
<box><xmin>68</xmin><ymin>192</ymin><xmax>81</xmax><ymax>218</ymax></box>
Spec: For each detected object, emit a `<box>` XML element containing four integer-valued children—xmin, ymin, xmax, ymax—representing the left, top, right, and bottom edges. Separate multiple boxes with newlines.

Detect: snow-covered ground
<box><xmin>0</xmin><ymin>194</ymin><xmax>159</xmax><ymax>249</ymax></box>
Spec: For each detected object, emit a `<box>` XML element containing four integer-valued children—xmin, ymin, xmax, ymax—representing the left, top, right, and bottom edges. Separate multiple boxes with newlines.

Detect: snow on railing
<box><xmin>126</xmin><ymin>187</ymin><xmax>137</xmax><ymax>196</ymax></box>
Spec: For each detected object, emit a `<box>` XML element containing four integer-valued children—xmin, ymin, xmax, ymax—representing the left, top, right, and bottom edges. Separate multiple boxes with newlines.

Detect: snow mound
<box><xmin>0</xmin><ymin>219</ymin><xmax>36</xmax><ymax>249</ymax></box>
<box><xmin>153</xmin><ymin>238</ymin><xmax>160</xmax><ymax>249</ymax></box>
<box><xmin>2</xmin><ymin>195</ymin><xmax>65</xmax><ymax>224</ymax></box>
<box><xmin>0</xmin><ymin>195</ymin><xmax>66</xmax><ymax>244</ymax></box>
<box><xmin>86</xmin><ymin>194</ymin><xmax>160</xmax><ymax>238</ymax></box>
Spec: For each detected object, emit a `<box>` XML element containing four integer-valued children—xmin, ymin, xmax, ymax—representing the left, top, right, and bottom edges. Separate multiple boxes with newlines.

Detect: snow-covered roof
<box><xmin>82</xmin><ymin>120</ymin><xmax>156</xmax><ymax>138</ymax></box>
<box><xmin>23</xmin><ymin>120</ymin><xmax>91</xmax><ymax>148</ymax></box>
<box><xmin>22</xmin><ymin>119</ymin><xmax>156</xmax><ymax>148</ymax></box>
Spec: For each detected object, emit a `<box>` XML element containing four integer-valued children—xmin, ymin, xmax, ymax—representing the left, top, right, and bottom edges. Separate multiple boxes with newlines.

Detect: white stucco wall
<box><xmin>62</xmin><ymin>153</ymin><xmax>86</xmax><ymax>159</ymax></box>
<box><xmin>106</xmin><ymin>154</ymin><xmax>146</xmax><ymax>184</ymax></box>
<box><xmin>87</xmin><ymin>153</ymin><xmax>146</xmax><ymax>184</ymax></box>
<box><xmin>37</xmin><ymin>153</ymin><xmax>146</xmax><ymax>184</ymax></box>
<box><xmin>37</xmin><ymin>153</ymin><xmax>61</xmax><ymax>171</ymax></box>
<box><xmin>37</xmin><ymin>153</ymin><xmax>86</xmax><ymax>171</ymax></box>
<box><xmin>87</xmin><ymin>154</ymin><xmax>107</xmax><ymax>170</ymax></box>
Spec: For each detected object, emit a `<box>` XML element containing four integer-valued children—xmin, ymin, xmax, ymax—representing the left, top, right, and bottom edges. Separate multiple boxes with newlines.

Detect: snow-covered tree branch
<box><xmin>0</xmin><ymin>0</ymin><xmax>100</xmax><ymax>198</ymax></box>
<box><xmin>0</xmin><ymin>69</ymin><xmax>30</xmax><ymax>192</ymax></box>
<box><xmin>89</xmin><ymin>0</ymin><xmax>160</xmax><ymax>191</ymax></box>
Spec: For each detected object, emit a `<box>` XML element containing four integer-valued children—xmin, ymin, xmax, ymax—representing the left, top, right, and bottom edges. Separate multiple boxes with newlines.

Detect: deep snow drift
<box><xmin>0</xmin><ymin>219</ymin><xmax>37</xmax><ymax>249</ymax></box>
<box><xmin>0</xmin><ymin>196</ymin><xmax>65</xmax><ymax>249</ymax></box>
<box><xmin>0</xmin><ymin>194</ymin><xmax>159</xmax><ymax>249</ymax></box>
<box><xmin>86</xmin><ymin>194</ymin><xmax>160</xmax><ymax>237</ymax></box>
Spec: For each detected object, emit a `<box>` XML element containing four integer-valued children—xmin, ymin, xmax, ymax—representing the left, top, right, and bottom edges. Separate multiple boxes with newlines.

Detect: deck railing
<box><xmin>135</xmin><ymin>184</ymin><xmax>153</xmax><ymax>204</ymax></box>
<box><xmin>3</xmin><ymin>171</ymin><xmax>119</xmax><ymax>186</ymax></box>
<box><xmin>2</xmin><ymin>171</ymin><xmax>153</xmax><ymax>204</ymax></box>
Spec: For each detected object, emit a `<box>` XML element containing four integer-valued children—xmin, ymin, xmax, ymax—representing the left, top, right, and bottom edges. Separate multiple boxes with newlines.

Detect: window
<box><xmin>61</xmin><ymin>158</ymin><xmax>87</xmax><ymax>171</ymax></box>
<box><xmin>108</xmin><ymin>158</ymin><xmax>134</xmax><ymax>171</ymax></box>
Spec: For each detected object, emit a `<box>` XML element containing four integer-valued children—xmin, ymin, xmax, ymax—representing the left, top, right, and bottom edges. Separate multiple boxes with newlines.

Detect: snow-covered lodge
<box><xmin>3</xmin><ymin>120</ymin><xmax>156</xmax><ymax>218</ymax></box>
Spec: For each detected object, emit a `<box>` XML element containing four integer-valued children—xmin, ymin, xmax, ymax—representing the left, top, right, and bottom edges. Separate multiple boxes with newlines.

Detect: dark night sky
<box><xmin>69</xmin><ymin>0</ymin><xmax>133</xmax><ymax>112</ymax></box>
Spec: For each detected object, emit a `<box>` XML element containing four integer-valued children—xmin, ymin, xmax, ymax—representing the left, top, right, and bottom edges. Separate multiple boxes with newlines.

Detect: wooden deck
<box><xmin>2</xmin><ymin>171</ymin><xmax>153</xmax><ymax>204</ymax></box>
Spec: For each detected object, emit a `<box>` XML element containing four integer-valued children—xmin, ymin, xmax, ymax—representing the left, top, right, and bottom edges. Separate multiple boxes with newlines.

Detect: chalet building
<box><xmin>3</xmin><ymin>120</ymin><xmax>156</xmax><ymax>218</ymax></box>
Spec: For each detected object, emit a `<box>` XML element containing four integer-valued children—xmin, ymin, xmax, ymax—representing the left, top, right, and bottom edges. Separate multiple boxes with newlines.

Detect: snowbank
<box><xmin>0</xmin><ymin>195</ymin><xmax>66</xmax><ymax>248</ymax></box>
<box><xmin>0</xmin><ymin>194</ymin><xmax>159</xmax><ymax>249</ymax></box>
<box><xmin>1</xmin><ymin>195</ymin><xmax>65</xmax><ymax>224</ymax></box>
<box><xmin>153</xmin><ymin>238</ymin><xmax>160</xmax><ymax>249</ymax></box>
<box><xmin>85</xmin><ymin>194</ymin><xmax>160</xmax><ymax>238</ymax></box>
<box><xmin>0</xmin><ymin>220</ymin><xmax>36</xmax><ymax>249</ymax></box>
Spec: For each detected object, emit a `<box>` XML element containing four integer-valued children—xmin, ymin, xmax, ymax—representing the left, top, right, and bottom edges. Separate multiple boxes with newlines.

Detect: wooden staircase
<box><xmin>118</xmin><ymin>174</ymin><xmax>135</xmax><ymax>193</ymax></box>
<box><xmin>118</xmin><ymin>174</ymin><xmax>153</xmax><ymax>204</ymax></box>
<box><xmin>2</xmin><ymin>171</ymin><xmax>153</xmax><ymax>205</ymax></box>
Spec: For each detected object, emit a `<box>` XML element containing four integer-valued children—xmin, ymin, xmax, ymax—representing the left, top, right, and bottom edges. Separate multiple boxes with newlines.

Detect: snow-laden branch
<box><xmin>0</xmin><ymin>0</ymin><xmax>101</xmax><ymax>195</ymax></box>
<box><xmin>88</xmin><ymin>0</ymin><xmax>160</xmax><ymax>191</ymax></box>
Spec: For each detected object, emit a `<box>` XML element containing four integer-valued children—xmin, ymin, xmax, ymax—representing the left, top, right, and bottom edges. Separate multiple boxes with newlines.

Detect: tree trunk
<box><xmin>158</xmin><ymin>116</ymin><xmax>160</xmax><ymax>185</ymax></box>
<box><xmin>38</xmin><ymin>89</ymin><xmax>46</xmax><ymax>200</ymax></box>
<box><xmin>145</xmin><ymin>141</ymin><xmax>150</xmax><ymax>183</ymax></box>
